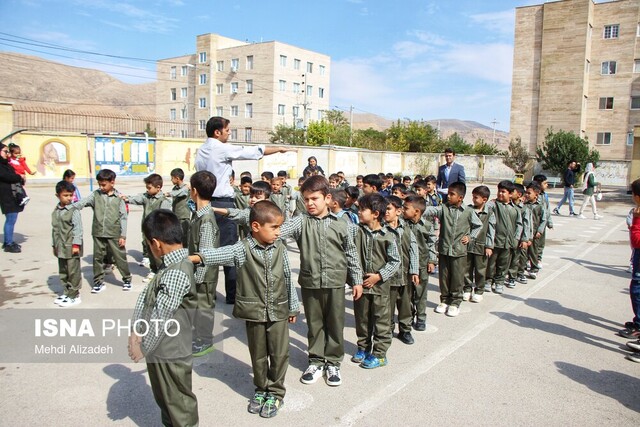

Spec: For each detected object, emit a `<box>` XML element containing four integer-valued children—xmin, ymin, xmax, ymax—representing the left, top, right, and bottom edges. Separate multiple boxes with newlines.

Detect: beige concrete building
<box><xmin>510</xmin><ymin>0</ymin><xmax>640</xmax><ymax>160</ymax></box>
<box><xmin>156</xmin><ymin>33</ymin><xmax>331</xmax><ymax>142</ymax></box>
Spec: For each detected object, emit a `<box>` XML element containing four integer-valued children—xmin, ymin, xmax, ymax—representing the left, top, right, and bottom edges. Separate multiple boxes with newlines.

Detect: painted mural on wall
<box><xmin>94</xmin><ymin>137</ymin><xmax>155</xmax><ymax>175</ymax></box>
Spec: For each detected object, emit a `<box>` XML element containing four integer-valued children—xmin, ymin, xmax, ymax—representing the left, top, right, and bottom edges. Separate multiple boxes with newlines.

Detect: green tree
<box><xmin>386</xmin><ymin>120</ymin><xmax>440</xmax><ymax>152</ymax></box>
<box><xmin>353</xmin><ymin>128</ymin><xmax>386</xmax><ymax>150</ymax></box>
<box><xmin>323</xmin><ymin>109</ymin><xmax>349</xmax><ymax>128</ymax></box>
<box><xmin>472</xmin><ymin>138</ymin><xmax>500</xmax><ymax>155</ymax></box>
<box><xmin>268</xmin><ymin>124</ymin><xmax>303</xmax><ymax>145</ymax></box>
<box><xmin>144</xmin><ymin>123</ymin><xmax>157</xmax><ymax>138</ymax></box>
<box><xmin>306</xmin><ymin>121</ymin><xmax>334</xmax><ymax>146</ymax></box>
<box><xmin>443</xmin><ymin>132</ymin><xmax>473</xmax><ymax>154</ymax></box>
<box><xmin>503</xmin><ymin>136</ymin><xmax>531</xmax><ymax>174</ymax></box>
<box><xmin>535</xmin><ymin>129</ymin><xmax>600</xmax><ymax>175</ymax></box>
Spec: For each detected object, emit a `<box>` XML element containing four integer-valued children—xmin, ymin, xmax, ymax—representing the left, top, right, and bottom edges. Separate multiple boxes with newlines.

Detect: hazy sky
<box><xmin>1</xmin><ymin>0</ymin><xmax>550</xmax><ymax>131</ymax></box>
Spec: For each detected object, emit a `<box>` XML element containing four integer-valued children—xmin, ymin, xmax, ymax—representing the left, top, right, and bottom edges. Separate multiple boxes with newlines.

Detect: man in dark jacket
<box><xmin>436</xmin><ymin>148</ymin><xmax>466</xmax><ymax>203</ymax></box>
<box><xmin>553</xmin><ymin>160</ymin><xmax>578</xmax><ymax>216</ymax></box>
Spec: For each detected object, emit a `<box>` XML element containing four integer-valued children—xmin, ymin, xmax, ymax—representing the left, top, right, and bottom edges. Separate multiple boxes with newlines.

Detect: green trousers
<box><xmin>58</xmin><ymin>257</ymin><xmax>81</xmax><ymax>298</ymax></box>
<box><xmin>464</xmin><ymin>252</ymin><xmax>488</xmax><ymax>294</ymax></box>
<box><xmin>508</xmin><ymin>247</ymin><xmax>527</xmax><ymax>280</ymax></box>
<box><xmin>142</xmin><ymin>239</ymin><xmax>161</xmax><ymax>273</ymax></box>
<box><xmin>193</xmin><ymin>279</ymin><xmax>218</xmax><ymax>343</ymax></box>
<box><xmin>438</xmin><ymin>254</ymin><xmax>467</xmax><ymax>307</ymax></box>
<box><xmin>389</xmin><ymin>285</ymin><xmax>412</xmax><ymax>333</ymax></box>
<box><xmin>411</xmin><ymin>268</ymin><xmax>430</xmax><ymax>323</ymax></box>
<box><xmin>300</xmin><ymin>287</ymin><xmax>345</xmax><ymax>367</ymax></box>
<box><xmin>528</xmin><ymin>237</ymin><xmax>542</xmax><ymax>273</ymax></box>
<box><xmin>537</xmin><ymin>229</ymin><xmax>546</xmax><ymax>262</ymax></box>
<box><xmin>147</xmin><ymin>356</ymin><xmax>198</xmax><ymax>427</ymax></box>
<box><xmin>355</xmin><ymin>291</ymin><xmax>391</xmax><ymax>358</ymax></box>
<box><xmin>487</xmin><ymin>247</ymin><xmax>511</xmax><ymax>285</ymax></box>
<box><xmin>93</xmin><ymin>237</ymin><xmax>131</xmax><ymax>285</ymax></box>
<box><xmin>245</xmin><ymin>320</ymin><xmax>290</xmax><ymax>400</ymax></box>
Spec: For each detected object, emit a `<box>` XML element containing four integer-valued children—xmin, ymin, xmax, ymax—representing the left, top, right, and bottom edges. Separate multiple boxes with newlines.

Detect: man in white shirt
<box><xmin>195</xmin><ymin>116</ymin><xmax>294</xmax><ymax>304</ymax></box>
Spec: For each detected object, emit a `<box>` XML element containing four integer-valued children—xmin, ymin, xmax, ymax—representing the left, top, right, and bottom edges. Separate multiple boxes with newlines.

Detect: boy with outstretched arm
<box><xmin>128</xmin><ymin>210</ymin><xmax>198</xmax><ymax>427</ymax></box>
<box><xmin>168</xmin><ymin>167</ymin><xmax>191</xmax><ymax>247</ymax></box>
<box><xmin>279</xmin><ymin>175</ymin><xmax>364</xmax><ymax>387</ymax></box>
<box><xmin>384</xmin><ymin>195</ymin><xmax>419</xmax><ymax>345</ymax></box>
<box><xmin>211</xmin><ymin>181</ymin><xmax>272</xmax><ymax>227</ymax></box>
<box><xmin>524</xmin><ymin>182</ymin><xmax>546</xmax><ymax>280</ymax></box>
<box><xmin>350</xmin><ymin>194</ymin><xmax>400</xmax><ymax>368</ymax></box>
<box><xmin>190</xmin><ymin>201</ymin><xmax>299</xmax><ymax>417</ymax></box>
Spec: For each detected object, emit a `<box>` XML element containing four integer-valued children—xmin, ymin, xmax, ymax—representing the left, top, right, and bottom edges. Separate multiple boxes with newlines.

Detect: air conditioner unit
<box><xmin>231</xmin><ymin>66</ymin><xmax>238</xmax><ymax>73</ymax></box>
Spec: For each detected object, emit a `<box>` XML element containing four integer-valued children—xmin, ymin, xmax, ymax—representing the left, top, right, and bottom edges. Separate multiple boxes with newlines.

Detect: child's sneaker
<box><xmin>619</xmin><ymin>323</ymin><xmax>640</xmax><ymax>339</ymax></box>
<box><xmin>91</xmin><ymin>282</ymin><xmax>106</xmax><ymax>293</ymax></box>
<box><xmin>484</xmin><ymin>283</ymin><xmax>492</xmax><ymax>293</ymax></box>
<box><xmin>434</xmin><ymin>303</ymin><xmax>448</xmax><ymax>314</ymax></box>
<box><xmin>626</xmin><ymin>352</ymin><xmax>640</xmax><ymax>363</ymax></box>
<box><xmin>142</xmin><ymin>272</ymin><xmax>155</xmax><ymax>283</ymax></box>
<box><xmin>54</xmin><ymin>294</ymin><xmax>66</xmax><ymax>305</ymax></box>
<box><xmin>325</xmin><ymin>365</ymin><xmax>342</xmax><ymax>386</ymax></box>
<box><xmin>351</xmin><ymin>349</ymin><xmax>367</xmax><ymax>363</ymax></box>
<box><xmin>103</xmin><ymin>264</ymin><xmax>113</xmax><ymax>274</ymax></box>
<box><xmin>248</xmin><ymin>391</ymin><xmax>267</xmax><ymax>414</ymax></box>
<box><xmin>122</xmin><ymin>279</ymin><xmax>132</xmax><ymax>291</ymax></box>
<box><xmin>493</xmin><ymin>283</ymin><xmax>504</xmax><ymax>294</ymax></box>
<box><xmin>626</xmin><ymin>340</ymin><xmax>640</xmax><ymax>352</ymax></box>
<box><xmin>446</xmin><ymin>305</ymin><xmax>460</xmax><ymax>317</ymax></box>
<box><xmin>462</xmin><ymin>291</ymin><xmax>471</xmax><ymax>301</ymax></box>
<box><xmin>397</xmin><ymin>331</ymin><xmax>415</xmax><ymax>345</ymax></box>
<box><xmin>300</xmin><ymin>364</ymin><xmax>323</xmax><ymax>384</ymax></box>
<box><xmin>527</xmin><ymin>271</ymin><xmax>537</xmax><ymax>279</ymax></box>
<box><xmin>360</xmin><ymin>354</ymin><xmax>386</xmax><ymax>369</ymax></box>
<box><xmin>413</xmin><ymin>319</ymin><xmax>426</xmax><ymax>331</ymax></box>
<box><xmin>259</xmin><ymin>394</ymin><xmax>282</xmax><ymax>418</ymax></box>
<box><xmin>19</xmin><ymin>196</ymin><xmax>30</xmax><ymax>206</ymax></box>
<box><xmin>577</xmin><ymin>214</ymin><xmax>586</xmax><ymax>219</ymax></box>
<box><xmin>139</xmin><ymin>257</ymin><xmax>150</xmax><ymax>267</ymax></box>
<box><xmin>506</xmin><ymin>279</ymin><xmax>516</xmax><ymax>289</ymax></box>
<box><xmin>516</xmin><ymin>274</ymin><xmax>528</xmax><ymax>284</ymax></box>
<box><xmin>192</xmin><ymin>340</ymin><xmax>214</xmax><ymax>357</ymax></box>
<box><xmin>58</xmin><ymin>296</ymin><xmax>81</xmax><ymax>307</ymax></box>
<box><xmin>471</xmin><ymin>293</ymin><xmax>483</xmax><ymax>303</ymax></box>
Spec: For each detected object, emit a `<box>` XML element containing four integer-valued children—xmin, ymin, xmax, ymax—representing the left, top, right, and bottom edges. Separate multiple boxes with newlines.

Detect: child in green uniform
<box><xmin>191</xmin><ymin>201</ymin><xmax>299</xmax><ymax>418</ymax></box>
<box><xmin>506</xmin><ymin>184</ymin><xmax>531</xmax><ymax>289</ymax></box>
<box><xmin>525</xmin><ymin>182</ymin><xmax>546</xmax><ymax>279</ymax></box>
<box><xmin>128</xmin><ymin>210</ymin><xmax>198</xmax><ymax>427</ymax></box>
<box><xmin>52</xmin><ymin>180</ymin><xmax>83</xmax><ymax>307</ymax></box>
<box><xmin>269</xmin><ymin>177</ymin><xmax>289</xmax><ymax>219</ymax></box>
<box><xmin>533</xmin><ymin>174</ymin><xmax>552</xmax><ymax>269</ymax></box>
<box><xmin>168</xmin><ymin>168</ymin><xmax>191</xmax><ymax>247</ymax></box>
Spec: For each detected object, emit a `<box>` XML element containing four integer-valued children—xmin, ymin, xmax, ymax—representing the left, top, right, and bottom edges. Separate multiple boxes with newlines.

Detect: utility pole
<box><xmin>491</xmin><ymin>118</ymin><xmax>499</xmax><ymax>145</ymax></box>
<box><xmin>349</xmin><ymin>105</ymin><xmax>353</xmax><ymax>146</ymax></box>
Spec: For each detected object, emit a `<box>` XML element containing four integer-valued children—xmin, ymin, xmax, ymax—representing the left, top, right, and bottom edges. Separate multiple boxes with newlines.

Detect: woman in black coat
<box><xmin>0</xmin><ymin>142</ymin><xmax>24</xmax><ymax>253</ymax></box>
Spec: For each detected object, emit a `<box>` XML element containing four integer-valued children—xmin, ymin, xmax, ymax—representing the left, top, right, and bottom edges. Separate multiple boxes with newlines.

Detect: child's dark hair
<box><xmin>62</xmin><ymin>169</ymin><xmax>76</xmax><ymax>180</ymax></box>
<box><xmin>277</xmin><ymin>170</ymin><xmax>288</xmax><ymax>178</ymax></box>
<box><xmin>392</xmin><ymin>183</ymin><xmax>407</xmax><ymax>193</ymax></box>
<box><xmin>190</xmin><ymin>170</ymin><xmax>217</xmax><ymax>200</ymax></box>
<box><xmin>297</xmin><ymin>176</ymin><xmax>306</xmax><ymax>184</ymax></box>
<box><xmin>386</xmin><ymin>195</ymin><xmax>404</xmax><ymax>209</ymax></box>
<box><xmin>527</xmin><ymin>181</ymin><xmax>542</xmax><ymax>193</ymax></box>
<box><xmin>403</xmin><ymin>176</ymin><xmax>411</xmax><ymax>182</ymax></box>
<box><xmin>346</xmin><ymin>186</ymin><xmax>360</xmax><ymax>200</ymax></box>
<box><xmin>8</xmin><ymin>143</ymin><xmax>20</xmax><ymax>154</ymax></box>
<box><xmin>249</xmin><ymin>200</ymin><xmax>283</xmax><ymax>225</ymax></box>
<box><xmin>449</xmin><ymin>181</ymin><xmax>467</xmax><ymax>198</ymax></box>
<box><xmin>414</xmin><ymin>174</ymin><xmax>423</xmax><ymax>181</ymax></box>
<box><xmin>142</xmin><ymin>210</ymin><xmax>183</xmax><ymax>245</ymax></box>
<box><xmin>513</xmin><ymin>183</ymin><xmax>525</xmax><ymax>195</ymax></box>
<box><xmin>404</xmin><ymin>194</ymin><xmax>426</xmax><ymax>213</ymax></box>
<box><xmin>261</xmin><ymin>171</ymin><xmax>274</xmax><ymax>180</ymax></box>
<box><xmin>240</xmin><ymin>176</ymin><xmax>253</xmax><ymax>185</ymax></box>
<box><xmin>425</xmin><ymin>175</ymin><xmax>437</xmax><ymax>184</ymax></box>
<box><xmin>328</xmin><ymin>173</ymin><xmax>339</xmax><ymax>182</ymax></box>
<box><xmin>413</xmin><ymin>179</ymin><xmax>428</xmax><ymax>190</ymax></box>
<box><xmin>329</xmin><ymin>189</ymin><xmax>347</xmax><ymax>208</ymax></box>
<box><xmin>498</xmin><ymin>180</ymin><xmax>516</xmax><ymax>193</ymax></box>
<box><xmin>251</xmin><ymin>180</ymin><xmax>272</xmax><ymax>198</ymax></box>
<box><xmin>363</xmin><ymin>174</ymin><xmax>383</xmax><ymax>192</ymax></box>
<box><xmin>55</xmin><ymin>180</ymin><xmax>76</xmax><ymax>195</ymax></box>
<box><xmin>356</xmin><ymin>174</ymin><xmax>364</xmax><ymax>180</ymax></box>
<box><xmin>533</xmin><ymin>174</ymin><xmax>547</xmax><ymax>184</ymax></box>
<box><xmin>240</xmin><ymin>171</ymin><xmax>252</xmax><ymax>179</ymax></box>
<box><xmin>96</xmin><ymin>169</ymin><xmax>116</xmax><ymax>182</ymax></box>
<box><xmin>472</xmin><ymin>185</ymin><xmax>490</xmax><ymax>199</ymax></box>
<box><xmin>144</xmin><ymin>173</ymin><xmax>163</xmax><ymax>188</ymax></box>
<box><xmin>300</xmin><ymin>175</ymin><xmax>329</xmax><ymax>196</ymax></box>
<box><xmin>358</xmin><ymin>193</ymin><xmax>387</xmax><ymax>218</ymax></box>
<box><xmin>170</xmin><ymin>168</ymin><xmax>185</xmax><ymax>180</ymax></box>
<box><xmin>632</xmin><ymin>179</ymin><xmax>640</xmax><ymax>197</ymax></box>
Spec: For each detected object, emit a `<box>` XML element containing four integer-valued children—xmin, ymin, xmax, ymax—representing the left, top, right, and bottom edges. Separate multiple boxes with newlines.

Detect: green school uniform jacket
<box><xmin>405</xmin><ymin>216</ymin><xmax>438</xmax><ymax>268</ymax></box>
<box><xmin>73</xmin><ymin>189</ymin><xmax>127</xmax><ymax>239</ymax></box>
<box><xmin>188</xmin><ymin>206</ymin><xmax>220</xmax><ymax>284</ymax></box>
<box><xmin>170</xmin><ymin>184</ymin><xmax>191</xmax><ymax>221</ymax></box>
<box><xmin>526</xmin><ymin>199</ymin><xmax>547</xmax><ymax>235</ymax></box>
<box><xmin>51</xmin><ymin>204</ymin><xmax>83</xmax><ymax>258</ymax></box>
<box><xmin>385</xmin><ymin>219</ymin><xmax>419</xmax><ymax>287</ymax></box>
<box><xmin>466</xmin><ymin>204</ymin><xmax>496</xmax><ymax>255</ymax></box>
<box><xmin>353</xmin><ymin>224</ymin><xmax>400</xmax><ymax>294</ymax></box>
<box><xmin>486</xmin><ymin>200</ymin><xmax>523</xmax><ymax>249</ymax></box>
<box><xmin>424</xmin><ymin>204</ymin><xmax>483</xmax><ymax>257</ymax></box>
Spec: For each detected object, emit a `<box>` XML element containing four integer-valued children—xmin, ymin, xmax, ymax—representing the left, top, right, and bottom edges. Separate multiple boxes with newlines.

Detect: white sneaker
<box><xmin>142</xmin><ymin>272</ymin><xmax>155</xmax><ymax>283</ymax></box>
<box><xmin>627</xmin><ymin>264</ymin><xmax>634</xmax><ymax>273</ymax></box>
<box><xmin>578</xmin><ymin>214</ymin><xmax>586</xmax><ymax>219</ymax></box>
<box><xmin>594</xmin><ymin>214</ymin><xmax>603</xmax><ymax>220</ymax></box>
<box><xmin>471</xmin><ymin>293</ymin><xmax>484</xmax><ymax>303</ymax></box>
<box><xmin>91</xmin><ymin>283</ymin><xmax>106</xmax><ymax>293</ymax></box>
<box><xmin>446</xmin><ymin>306</ymin><xmax>460</xmax><ymax>317</ymax></box>
<box><xmin>325</xmin><ymin>365</ymin><xmax>342</xmax><ymax>386</ymax></box>
<box><xmin>54</xmin><ymin>295</ymin><xmax>66</xmax><ymax>305</ymax></box>
<box><xmin>462</xmin><ymin>292</ymin><xmax>471</xmax><ymax>301</ymax></box>
<box><xmin>58</xmin><ymin>296</ymin><xmax>81</xmax><ymax>307</ymax></box>
<box><xmin>19</xmin><ymin>196</ymin><xmax>30</xmax><ymax>206</ymax></box>
<box><xmin>435</xmin><ymin>303</ymin><xmax>448</xmax><ymax>314</ymax></box>
<box><xmin>139</xmin><ymin>257</ymin><xmax>150</xmax><ymax>267</ymax></box>
<box><xmin>300</xmin><ymin>365</ymin><xmax>324</xmax><ymax>384</ymax></box>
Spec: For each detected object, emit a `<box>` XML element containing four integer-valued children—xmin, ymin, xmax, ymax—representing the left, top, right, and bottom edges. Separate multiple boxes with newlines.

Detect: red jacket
<box><xmin>8</xmin><ymin>156</ymin><xmax>33</xmax><ymax>175</ymax></box>
<box><xmin>630</xmin><ymin>216</ymin><xmax>640</xmax><ymax>248</ymax></box>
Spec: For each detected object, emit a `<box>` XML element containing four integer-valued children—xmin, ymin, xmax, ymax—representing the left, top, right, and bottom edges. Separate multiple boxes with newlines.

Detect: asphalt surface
<box><xmin>0</xmin><ymin>182</ymin><xmax>639</xmax><ymax>426</ymax></box>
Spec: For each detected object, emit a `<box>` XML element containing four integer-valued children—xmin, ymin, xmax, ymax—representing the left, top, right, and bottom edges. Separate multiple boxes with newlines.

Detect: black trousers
<box><xmin>211</xmin><ymin>198</ymin><xmax>237</xmax><ymax>302</ymax></box>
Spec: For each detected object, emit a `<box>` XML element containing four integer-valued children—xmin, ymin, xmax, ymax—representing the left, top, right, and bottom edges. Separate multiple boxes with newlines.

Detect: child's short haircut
<box><xmin>329</xmin><ymin>189</ymin><xmax>347</xmax><ymax>208</ymax></box>
<box><xmin>363</xmin><ymin>174</ymin><xmax>383</xmax><ymax>191</ymax></box>
<box><xmin>527</xmin><ymin>181</ymin><xmax>542</xmax><ymax>193</ymax></box>
<box><xmin>414</xmin><ymin>174</ymin><xmax>423</xmax><ymax>181</ymax></box>
<box><xmin>498</xmin><ymin>180</ymin><xmax>516</xmax><ymax>193</ymax></box>
<box><xmin>56</xmin><ymin>180</ymin><xmax>76</xmax><ymax>195</ymax></box>
<box><xmin>328</xmin><ymin>173</ymin><xmax>340</xmax><ymax>182</ymax></box>
<box><xmin>96</xmin><ymin>169</ymin><xmax>116</xmax><ymax>182</ymax></box>
<box><xmin>404</xmin><ymin>195</ymin><xmax>426</xmax><ymax>213</ymax></box>
<box><xmin>346</xmin><ymin>186</ymin><xmax>360</xmax><ymax>200</ymax></box>
<box><xmin>270</xmin><ymin>177</ymin><xmax>281</xmax><ymax>185</ymax></box>
<box><xmin>449</xmin><ymin>181</ymin><xmax>467</xmax><ymax>198</ymax></box>
<box><xmin>385</xmin><ymin>173</ymin><xmax>394</xmax><ymax>179</ymax></box>
<box><xmin>190</xmin><ymin>170</ymin><xmax>217</xmax><ymax>200</ymax></box>
<box><xmin>533</xmin><ymin>174</ymin><xmax>547</xmax><ymax>184</ymax></box>
<box><xmin>513</xmin><ymin>183</ymin><xmax>525</xmax><ymax>196</ymax></box>
<box><xmin>425</xmin><ymin>175</ymin><xmax>437</xmax><ymax>184</ymax></box>
<box><xmin>632</xmin><ymin>179</ymin><xmax>640</xmax><ymax>196</ymax></box>
<box><xmin>62</xmin><ymin>169</ymin><xmax>76</xmax><ymax>180</ymax></box>
<box><xmin>249</xmin><ymin>200</ymin><xmax>283</xmax><ymax>225</ymax></box>
<box><xmin>142</xmin><ymin>209</ymin><xmax>183</xmax><ymax>245</ymax></box>
<box><xmin>356</xmin><ymin>174</ymin><xmax>364</xmax><ymax>180</ymax></box>
<box><xmin>170</xmin><ymin>168</ymin><xmax>185</xmax><ymax>180</ymax></box>
<box><xmin>261</xmin><ymin>171</ymin><xmax>274</xmax><ymax>180</ymax></box>
<box><xmin>358</xmin><ymin>193</ymin><xmax>387</xmax><ymax>218</ymax></box>
<box><xmin>240</xmin><ymin>176</ymin><xmax>252</xmax><ymax>185</ymax></box>
<box><xmin>386</xmin><ymin>195</ymin><xmax>403</xmax><ymax>209</ymax></box>
<box><xmin>240</xmin><ymin>171</ymin><xmax>252</xmax><ymax>179</ymax></box>
<box><xmin>297</xmin><ymin>176</ymin><xmax>306</xmax><ymax>184</ymax></box>
<box><xmin>413</xmin><ymin>179</ymin><xmax>428</xmax><ymax>190</ymax></box>
<box><xmin>277</xmin><ymin>170</ymin><xmax>288</xmax><ymax>178</ymax></box>
<box><xmin>251</xmin><ymin>180</ymin><xmax>272</xmax><ymax>198</ymax></box>
<box><xmin>403</xmin><ymin>176</ymin><xmax>411</xmax><ymax>182</ymax></box>
<box><xmin>472</xmin><ymin>185</ymin><xmax>490</xmax><ymax>199</ymax></box>
<box><xmin>144</xmin><ymin>173</ymin><xmax>163</xmax><ymax>188</ymax></box>
<box><xmin>392</xmin><ymin>183</ymin><xmax>407</xmax><ymax>192</ymax></box>
<box><xmin>300</xmin><ymin>175</ymin><xmax>329</xmax><ymax>196</ymax></box>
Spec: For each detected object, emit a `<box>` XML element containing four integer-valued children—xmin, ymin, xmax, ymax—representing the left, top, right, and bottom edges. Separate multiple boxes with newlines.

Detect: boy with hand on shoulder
<box><xmin>52</xmin><ymin>180</ymin><xmax>83</xmax><ymax>307</ymax></box>
<box><xmin>167</xmin><ymin>168</ymin><xmax>191</xmax><ymax>247</ymax></box>
<box><xmin>190</xmin><ymin>201</ymin><xmax>299</xmax><ymax>417</ymax></box>
<box><xmin>384</xmin><ymin>196</ymin><xmax>419</xmax><ymax>345</ymax></box>
<box><xmin>524</xmin><ymin>182</ymin><xmax>546</xmax><ymax>281</ymax></box>
<box><xmin>279</xmin><ymin>175</ymin><xmax>364</xmax><ymax>387</ymax></box>
<box><xmin>329</xmin><ymin>188</ymin><xmax>359</xmax><ymax>224</ymax></box>
<box><xmin>350</xmin><ymin>194</ymin><xmax>400</xmax><ymax>368</ymax></box>
<box><xmin>72</xmin><ymin>169</ymin><xmax>131</xmax><ymax>292</ymax></box>
<box><xmin>423</xmin><ymin>182</ymin><xmax>482</xmax><ymax>317</ymax></box>
<box><xmin>128</xmin><ymin>210</ymin><xmax>198</xmax><ymax>427</ymax></box>
<box><xmin>402</xmin><ymin>195</ymin><xmax>437</xmax><ymax>330</ymax></box>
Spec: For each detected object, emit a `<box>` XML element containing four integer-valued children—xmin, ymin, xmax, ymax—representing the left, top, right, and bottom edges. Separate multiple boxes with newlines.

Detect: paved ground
<box><xmin>0</xmin><ymin>181</ymin><xmax>639</xmax><ymax>426</ymax></box>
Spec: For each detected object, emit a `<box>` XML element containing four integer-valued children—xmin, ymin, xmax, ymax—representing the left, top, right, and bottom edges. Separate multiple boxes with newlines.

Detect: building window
<box><xmin>199</xmin><ymin>52</ymin><xmax>207</xmax><ymax>63</ymax></box>
<box><xmin>280</xmin><ymin>55</ymin><xmax>287</xmax><ymax>67</ymax></box>
<box><xmin>230</xmin><ymin>129</ymin><xmax>238</xmax><ymax>140</ymax></box>
<box><xmin>199</xmin><ymin>98</ymin><xmax>206</xmax><ymax>108</ymax></box>
<box><xmin>231</xmin><ymin>105</ymin><xmax>239</xmax><ymax>117</ymax></box>
<box><xmin>601</xmin><ymin>61</ymin><xmax>617</xmax><ymax>75</ymax></box>
<box><xmin>294</xmin><ymin>59</ymin><xmax>301</xmax><ymax>70</ymax></box>
<box><xmin>231</xmin><ymin>82</ymin><xmax>239</xmax><ymax>94</ymax></box>
<box><xmin>217</xmin><ymin>61</ymin><xmax>224</xmax><ymax>72</ymax></box>
<box><xmin>245</xmin><ymin>103</ymin><xmax>253</xmax><ymax>118</ymax></box>
<box><xmin>216</xmin><ymin>84</ymin><xmax>223</xmax><ymax>95</ymax></box>
<box><xmin>245</xmin><ymin>127</ymin><xmax>252</xmax><ymax>142</ymax></box>
<box><xmin>246</xmin><ymin>55</ymin><xmax>254</xmax><ymax>70</ymax></box>
<box><xmin>306</xmin><ymin>108</ymin><xmax>312</xmax><ymax>120</ymax></box>
<box><xmin>637</xmin><ymin>23</ymin><xmax>640</xmax><ymax>37</ymax></box>
<box><xmin>318</xmin><ymin>110</ymin><xmax>324</xmax><ymax>120</ymax></box>
<box><xmin>199</xmin><ymin>73</ymin><xmax>207</xmax><ymax>85</ymax></box>
<box><xmin>631</xmin><ymin>97</ymin><xmax>640</xmax><ymax>109</ymax></box>
<box><xmin>170</xmin><ymin>109</ymin><xmax>176</xmax><ymax>120</ymax></box>
<box><xmin>180</xmin><ymin>129</ymin><xmax>188</xmax><ymax>138</ymax></box>
<box><xmin>293</xmin><ymin>106</ymin><xmax>299</xmax><ymax>117</ymax></box>
<box><xmin>246</xmin><ymin>79</ymin><xmax>253</xmax><ymax>93</ymax></box>
<box><xmin>199</xmin><ymin>120</ymin><xmax>206</xmax><ymax>131</ymax></box>
<box><xmin>216</xmin><ymin>106</ymin><xmax>223</xmax><ymax>116</ymax></box>
<box><xmin>307</xmin><ymin>62</ymin><xmax>313</xmax><ymax>73</ymax></box>
<box><xmin>319</xmin><ymin>65</ymin><xmax>325</xmax><ymax>76</ymax></box>
<box><xmin>318</xmin><ymin>87</ymin><xmax>325</xmax><ymax>99</ymax></box>
<box><xmin>603</xmin><ymin>24</ymin><xmax>619</xmax><ymax>39</ymax></box>
<box><xmin>181</xmin><ymin>87</ymin><xmax>187</xmax><ymax>98</ymax></box>
<box><xmin>628</xmin><ymin>132</ymin><xmax>634</xmax><ymax>146</ymax></box>
<box><xmin>181</xmin><ymin>65</ymin><xmax>188</xmax><ymax>76</ymax></box>
<box><xmin>170</xmin><ymin>88</ymin><xmax>176</xmax><ymax>101</ymax></box>
<box><xmin>231</xmin><ymin>58</ymin><xmax>239</xmax><ymax>71</ymax></box>
<box><xmin>279</xmin><ymin>80</ymin><xmax>286</xmax><ymax>91</ymax></box>
<box><xmin>278</xmin><ymin>104</ymin><xmax>285</xmax><ymax>116</ymax></box>
<box><xmin>181</xmin><ymin>107</ymin><xmax>187</xmax><ymax>120</ymax></box>
<box><xmin>293</xmin><ymin>82</ymin><xmax>300</xmax><ymax>93</ymax></box>
<box><xmin>306</xmin><ymin>85</ymin><xmax>313</xmax><ymax>96</ymax></box>
<box><xmin>598</xmin><ymin>97</ymin><xmax>614</xmax><ymax>110</ymax></box>
<box><xmin>634</xmin><ymin>59</ymin><xmax>640</xmax><ymax>73</ymax></box>
<box><xmin>170</xmin><ymin>66</ymin><xmax>176</xmax><ymax>79</ymax></box>
<box><xmin>596</xmin><ymin>132</ymin><xmax>612</xmax><ymax>145</ymax></box>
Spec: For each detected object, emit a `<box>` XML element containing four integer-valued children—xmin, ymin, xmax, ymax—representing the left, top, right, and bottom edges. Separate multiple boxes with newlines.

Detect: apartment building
<box><xmin>156</xmin><ymin>33</ymin><xmax>331</xmax><ymax>141</ymax></box>
<box><xmin>510</xmin><ymin>0</ymin><xmax>640</xmax><ymax>160</ymax></box>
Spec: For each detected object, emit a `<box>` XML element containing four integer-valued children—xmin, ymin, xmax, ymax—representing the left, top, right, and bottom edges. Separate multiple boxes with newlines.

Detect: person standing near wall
<box><xmin>553</xmin><ymin>160</ymin><xmax>578</xmax><ymax>216</ymax></box>
<box><xmin>436</xmin><ymin>148</ymin><xmax>466</xmax><ymax>203</ymax></box>
<box><xmin>194</xmin><ymin>116</ymin><xmax>294</xmax><ymax>304</ymax></box>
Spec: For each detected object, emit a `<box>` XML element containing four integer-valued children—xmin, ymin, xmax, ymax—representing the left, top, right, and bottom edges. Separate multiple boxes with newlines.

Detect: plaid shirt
<box><xmin>351</xmin><ymin>224</ymin><xmax>401</xmax><ymax>282</ymax></box>
<box><xmin>132</xmin><ymin>248</ymin><xmax>192</xmax><ymax>355</ymax></box>
<box><xmin>388</xmin><ymin>219</ymin><xmax>419</xmax><ymax>276</ymax></box>
<box><xmin>192</xmin><ymin>204</ymin><xmax>218</xmax><ymax>283</ymax></box>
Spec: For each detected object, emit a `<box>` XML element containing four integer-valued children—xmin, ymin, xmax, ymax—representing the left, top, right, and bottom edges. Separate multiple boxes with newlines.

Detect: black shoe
<box><xmin>4</xmin><ymin>243</ymin><xmax>21</xmax><ymax>253</ymax></box>
<box><xmin>397</xmin><ymin>331</ymin><xmax>415</xmax><ymax>345</ymax></box>
<box><xmin>570</xmin><ymin>212</ymin><xmax>579</xmax><ymax>216</ymax></box>
<box><xmin>619</xmin><ymin>324</ymin><xmax>640</xmax><ymax>339</ymax></box>
<box><xmin>552</xmin><ymin>208</ymin><xmax>560</xmax><ymax>215</ymax></box>
<box><xmin>413</xmin><ymin>320</ymin><xmax>426</xmax><ymax>331</ymax></box>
